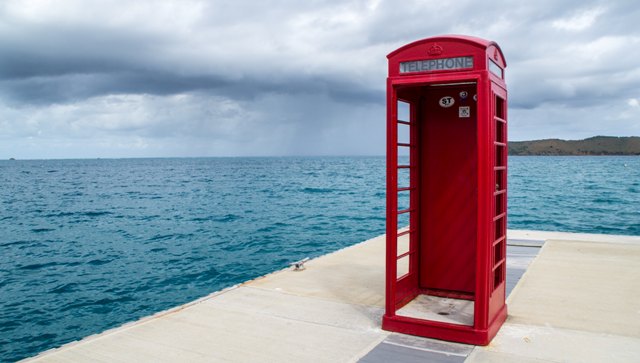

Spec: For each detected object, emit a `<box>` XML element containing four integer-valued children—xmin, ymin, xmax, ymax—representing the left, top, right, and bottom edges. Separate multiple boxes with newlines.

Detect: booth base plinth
<box><xmin>382</xmin><ymin>303</ymin><xmax>507</xmax><ymax>346</ymax></box>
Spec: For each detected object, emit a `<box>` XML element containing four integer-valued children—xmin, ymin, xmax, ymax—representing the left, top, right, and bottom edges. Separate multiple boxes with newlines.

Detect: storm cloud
<box><xmin>1</xmin><ymin>0</ymin><xmax>639</xmax><ymax>158</ymax></box>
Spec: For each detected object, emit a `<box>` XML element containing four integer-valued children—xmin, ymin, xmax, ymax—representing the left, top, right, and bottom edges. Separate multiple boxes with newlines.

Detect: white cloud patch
<box><xmin>552</xmin><ymin>6</ymin><xmax>606</xmax><ymax>31</ymax></box>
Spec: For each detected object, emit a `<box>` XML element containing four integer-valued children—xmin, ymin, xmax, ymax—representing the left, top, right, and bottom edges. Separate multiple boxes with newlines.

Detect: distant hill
<box><xmin>509</xmin><ymin>136</ymin><xmax>640</xmax><ymax>156</ymax></box>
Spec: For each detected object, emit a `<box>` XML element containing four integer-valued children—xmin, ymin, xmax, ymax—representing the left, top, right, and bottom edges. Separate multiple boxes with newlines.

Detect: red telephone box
<box><xmin>383</xmin><ymin>35</ymin><xmax>508</xmax><ymax>345</ymax></box>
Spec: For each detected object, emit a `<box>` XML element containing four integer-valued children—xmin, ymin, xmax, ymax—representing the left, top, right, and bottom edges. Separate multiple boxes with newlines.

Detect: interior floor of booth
<box><xmin>396</xmin><ymin>295</ymin><xmax>474</xmax><ymax>326</ymax></box>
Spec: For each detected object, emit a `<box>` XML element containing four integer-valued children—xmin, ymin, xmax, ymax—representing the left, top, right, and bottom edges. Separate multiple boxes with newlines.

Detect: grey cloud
<box><xmin>1</xmin><ymin>72</ymin><xmax>233</xmax><ymax>105</ymax></box>
<box><xmin>0</xmin><ymin>21</ymin><xmax>167</xmax><ymax>80</ymax></box>
<box><xmin>0</xmin><ymin>0</ymin><xmax>638</xmax><ymax>159</ymax></box>
<box><xmin>0</xmin><ymin>69</ymin><xmax>383</xmax><ymax>108</ymax></box>
<box><xmin>0</xmin><ymin>10</ymin><xmax>383</xmax><ymax>107</ymax></box>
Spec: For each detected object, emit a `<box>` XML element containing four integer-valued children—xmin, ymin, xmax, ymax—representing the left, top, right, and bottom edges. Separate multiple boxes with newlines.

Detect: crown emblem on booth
<box><xmin>428</xmin><ymin>44</ymin><xmax>443</xmax><ymax>56</ymax></box>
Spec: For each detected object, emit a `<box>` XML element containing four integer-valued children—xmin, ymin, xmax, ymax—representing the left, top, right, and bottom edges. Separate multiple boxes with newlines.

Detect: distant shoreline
<box><xmin>5</xmin><ymin>136</ymin><xmax>640</xmax><ymax>160</ymax></box>
<box><xmin>509</xmin><ymin>136</ymin><xmax>640</xmax><ymax>156</ymax></box>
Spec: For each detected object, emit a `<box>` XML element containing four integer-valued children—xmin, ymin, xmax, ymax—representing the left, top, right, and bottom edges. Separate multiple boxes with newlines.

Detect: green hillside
<box><xmin>509</xmin><ymin>136</ymin><xmax>640</xmax><ymax>156</ymax></box>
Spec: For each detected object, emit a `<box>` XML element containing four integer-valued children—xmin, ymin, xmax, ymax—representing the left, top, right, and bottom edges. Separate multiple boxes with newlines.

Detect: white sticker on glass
<box><xmin>439</xmin><ymin>96</ymin><xmax>455</xmax><ymax>108</ymax></box>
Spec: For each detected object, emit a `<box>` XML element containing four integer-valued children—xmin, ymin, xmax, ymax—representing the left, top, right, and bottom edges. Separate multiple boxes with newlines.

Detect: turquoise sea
<box><xmin>1</xmin><ymin>156</ymin><xmax>639</xmax><ymax>361</ymax></box>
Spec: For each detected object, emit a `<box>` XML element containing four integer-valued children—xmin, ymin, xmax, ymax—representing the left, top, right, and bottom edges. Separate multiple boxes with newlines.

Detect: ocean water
<box><xmin>0</xmin><ymin>156</ymin><xmax>638</xmax><ymax>361</ymax></box>
<box><xmin>509</xmin><ymin>156</ymin><xmax>640</xmax><ymax>236</ymax></box>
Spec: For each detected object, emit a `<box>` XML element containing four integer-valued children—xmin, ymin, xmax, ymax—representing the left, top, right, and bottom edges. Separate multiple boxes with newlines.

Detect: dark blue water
<box><xmin>0</xmin><ymin>156</ymin><xmax>638</xmax><ymax>362</ymax></box>
<box><xmin>509</xmin><ymin>156</ymin><xmax>640</xmax><ymax>236</ymax></box>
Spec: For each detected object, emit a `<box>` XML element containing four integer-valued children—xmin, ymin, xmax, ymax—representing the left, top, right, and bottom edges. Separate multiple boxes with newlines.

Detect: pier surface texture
<box><xmin>23</xmin><ymin>230</ymin><xmax>640</xmax><ymax>363</ymax></box>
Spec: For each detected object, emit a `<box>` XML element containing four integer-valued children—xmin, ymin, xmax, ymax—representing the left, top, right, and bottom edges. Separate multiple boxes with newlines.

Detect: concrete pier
<box><xmin>22</xmin><ymin>230</ymin><xmax>640</xmax><ymax>362</ymax></box>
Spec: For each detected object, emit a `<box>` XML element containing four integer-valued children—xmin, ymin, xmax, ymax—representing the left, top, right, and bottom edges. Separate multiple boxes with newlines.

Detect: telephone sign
<box><xmin>400</xmin><ymin>56</ymin><xmax>474</xmax><ymax>74</ymax></box>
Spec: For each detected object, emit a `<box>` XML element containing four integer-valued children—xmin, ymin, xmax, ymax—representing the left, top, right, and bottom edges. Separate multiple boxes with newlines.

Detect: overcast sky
<box><xmin>1</xmin><ymin>0</ymin><xmax>639</xmax><ymax>159</ymax></box>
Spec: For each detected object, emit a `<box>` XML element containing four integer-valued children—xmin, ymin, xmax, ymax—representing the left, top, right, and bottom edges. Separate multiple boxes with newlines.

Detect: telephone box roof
<box><xmin>387</xmin><ymin>34</ymin><xmax>506</xmax><ymax>68</ymax></box>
